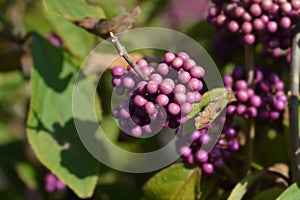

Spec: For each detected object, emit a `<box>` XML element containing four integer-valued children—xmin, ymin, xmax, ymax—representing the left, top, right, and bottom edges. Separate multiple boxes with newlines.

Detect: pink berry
<box><xmin>168</xmin><ymin>103</ymin><xmax>181</xmax><ymax>115</ymax></box>
<box><xmin>164</xmin><ymin>52</ymin><xmax>176</xmax><ymax>63</ymax></box>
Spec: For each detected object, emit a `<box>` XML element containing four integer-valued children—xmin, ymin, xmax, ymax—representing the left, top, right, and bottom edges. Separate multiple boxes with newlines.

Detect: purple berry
<box><xmin>228</xmin><ymin>139</ymin><xmax>239</xmax><ymax>151</ymax></box>
<box><xmin>235</xmin><ymin>80</ymin><xmax>248</xmax><ymax>90</ymax></box>
<box><xmin>180</xmin><ymin>146</ymin><xmax>192</xmax><ymax>157</ymax></box>
<box><xmin>250</xmin><ymin>95</ymin><xmax>262</xmax><ymax>107</ymax></box>
<box><xmin>156</xmin><ymin>94</ymin><xmax>169</xmax><ymax>106</ymax></box>
<box><xmin>237</xmin><ymin>90</ymin><xmax>249</xmax><ymax>102</ymax></box>
<box><xmin>145</xmin><ymin>102</ymin><xmax>156</xmax><ymax>115</ymax></box>
<box><xmin>174</xmin><ymin>93</ymin><xmax>187</xmax><ymax>105</ymax></box>
<box><xmin>196</xmin><ymin>150</ymin><xmax>208</xmax><ymax>163</ymax></box>
<box><xmin>171</xmin><ymin>57</ymin><xmax>184</xmax><ymax>69</ymax></box>
<box><xmin>164</xmin><ymin>52</ymin><xmax>176</xmax><ymax>63</ymax></box>
<box><xmin>194</xmin><ymin>92</ymin><xmax>202</xmax><ymax>102</ymax></box>
<box><xmin>178</xmin><ymin>52</ymin><xmax>190</xmax><ymax>60</ymax></box>
<box><xmin>168</xmin><ymin>103</ymin><xmax>181</xmax><ymax>115</ymax></box>
<box><xmin>190</xmin><ymin>66</ymin><xmax>205</xmax><ymax>78</ymax></box>
<box><xmin>243</xmin><ymin>34</ymin><xmax>255</xmax><ymax>45</ymax></box>
<box><xmin>159</xmin><ymin>81</ymin><xmax>173</xmax><ymax>94</ymax></box>
<box><xmin>174</xmin><ymin>84</ymin><xmax>186</xmax><ymax>93</ymax></box>
<box><xmin>214</xmin><ymin>158</ymin><xmax>224</xmax><ymax>168</ymax></box>
<box><xmin>203</xmin><ymin>163</ymin><xmax>214</xmax><ymax>174</ymax></box>
<box><xmin>178</xmin><ymin>70</ymin><xmax>191</xmax><ymax>84</ymax></box>
<box><xmin>157</xmin><ymin>63</ymin><xmax>169</xmax><ymax>76</ymax></box>
<box><xmin>250</xmin><ymin>4</ymin><xmax>262</xmax><ymax>17</ymax></box>
<box><xmin>181</xmin><ymin>103</ymin><xmax>192</xmax><ymax>114</ymax></box>
<box><xmin>131</xmin><ymin>126</ymin><xmax>142</xmax><ymax>137</ymax></box>
<box><xmin>136</xmin><ymin>59</ymin><xmax>148</xmax><ymax>68</ymax></box>
<box><xmin>237</xmin><ymin>104</ymin><xmax>247</xmax><ymax>115</ymax></box>
<box><xmin>280</xmin><ymin>16</ymin><xmax>292</xmax><ymax>29</ymax></box>
<box><xmin>186</xmin><ymin>92</ymin><xmax>196</xmax><ymax>104</ymax></box>
<box><xmin>228</xmin><ymin>20</ymin><xmax>240</xmax><ymax>32</ymax></box>
<box><xmin>122</xmin><ymin>76</ymin><xmax>135</xmax><ymax>89</ymax></box>
<box><xmin>200</xmin><ymin>134</ymin><xmax>211</xmax><ymax>145</ymax></box>
<box><xmin>253</xmin><ymin>18</ymin><xmax>264</xmax><ymax>30</ymax></box>
<box><xmin>227</xmin><ymin>104</ymin><xmax>236</xmax><ymax>115</ymax></box>
<box><xmin>188</xmin><ymin>78</ymin><xmax>202</xmax><ymax>90</ymax></box>
<box><xmin>267</xmin><ymin>21</ymin><xmax>278</xmax><ymax>33</ymax></box>
<box><xmin>184</xmin><ymin>59</ymin><xmax>196</xmax><ymax>71</ymax></box>
<box><xmin>150</xmin><ymin>73</ymin><xmax>163</xmax><ymax>84</ymax></box>
<box><xmin>134</xmin><ymin>95</ymin><xmax>147</xmax><ymax>107</ymax></box>
<box><xmin>147</xmin><ymin>81</ymin><xmax>159</xmax><ymax>94</ymax></box>
<box><xmin>112</xmin><ymin>66</ymin><xmax>125</xmax><ymax>77</ymax></box>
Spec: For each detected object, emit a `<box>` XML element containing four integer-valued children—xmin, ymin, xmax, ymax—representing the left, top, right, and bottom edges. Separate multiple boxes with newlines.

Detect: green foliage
<box><xmin>228</xmin><ymin>171</ymin><xmax>263</xmax><ymax>200</ymax></box>
<box><xmin>252</xmin><ymin>187</ymin><xmax>284</xmax><ymax>200</ymax></box>
<box><xmin>27</xmin><ymin>33</ymin><xmax>101</xmax><ymax>198</ymax></box>
<box><xmin>43</xmin><ymin>0</ymin><xmax>105</xmax><ymax>20</ymax></box>
<box><xmin>276</xmin><ymin>182</ymin><xmax>300</xmax><ymax>200</ymax></box>
<box><xmin>142</xmin><ymin>163</ymin><xmax>201</xmax><ymax>200</ymax></box>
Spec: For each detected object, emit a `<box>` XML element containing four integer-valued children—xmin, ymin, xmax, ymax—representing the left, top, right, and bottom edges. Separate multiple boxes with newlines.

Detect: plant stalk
<box><xmin>244</xmin><ymin>44</ymin><xmax>255</xmax><ymax>173</ymax></box>
<box><xmin>110</xmin><ymin>32</ymin><xmax>149</xmax><ymax>81</ymax></box>
<box><xmin>289</xmin><ymin>19</ymin><xmax>300</xmax><ymax>182</ymax></box>
<box><xmin>245</xmin><ymin>44</ymin><xmax>254</xmax><ymax>86</ymax></box>
<box><xmin>222</xmin><ymin>163</ymin><xmax>237</xmax><ymax>184</ymax></box>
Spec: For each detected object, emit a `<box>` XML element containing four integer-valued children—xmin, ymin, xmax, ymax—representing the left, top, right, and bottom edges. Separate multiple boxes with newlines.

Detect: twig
<box><xmin>245</xmin><ymin>45</ymin><xmax>254</xmax><ymax>86</ymax></box>
<box><xmin>245</xmin><ymin>119</ymin><xmax>255</xmax><ymax>173</ymax></box>
<box><xmin>221</xmin><ymin>163</ymin><xmax>237</xmax><ymax>184</ymax></box>
<box><xmin>288</xmin><ymin>18</ymin><xmax>300</xmax><ymax>182</ymax></box>
<box><xmin>110</xmin><ymin>32</ymin><xmax>149</xmax><ymax>81</ymax></box>
<box><xmin>244</xmin><ymin>44</ymin><xmax>256</xmax><ymax>174</ymax></box>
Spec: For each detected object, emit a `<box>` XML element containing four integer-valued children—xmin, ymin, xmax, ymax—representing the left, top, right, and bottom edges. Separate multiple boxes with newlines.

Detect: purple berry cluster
<box><xmin>224</xmin><ymin>67</ymin><xmax>287</xmax><ymax>120</ymax></box>
<box><xmin>111</xmin><ymin>52</ymin><xmax>205</xmax><ymax>137</ymax></box>
<box><xmin>44</xmin><ymin>173</ymin><xmax>66</xmax><ymax>193</ymax></box>
<box><xmin>179</xmin><ymin>122</ymin><xmax>240</xmax><ymax>175</ymax></box>
<box><xmin>207</xmin><ymin>0</ymin><xmax>300</xmax><ymax>57</ymax></box>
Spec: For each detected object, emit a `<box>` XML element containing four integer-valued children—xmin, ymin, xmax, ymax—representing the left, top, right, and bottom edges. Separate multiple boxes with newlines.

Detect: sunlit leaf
<box><xmin>27</xmin><ymin>33</ymin><xmax>101</xmax><ymax>198</ymax></box>
<box><xmin>142</xmin><ymin>163</ymin><xmax>201</xmax><ymax>200</ymax></box>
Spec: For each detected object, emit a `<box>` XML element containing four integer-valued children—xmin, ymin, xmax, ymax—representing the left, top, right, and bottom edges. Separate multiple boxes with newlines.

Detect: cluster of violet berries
<box><xmin>44</xmin><ymin>173</ymin><xmax>66</xmax><ymax>193</ymax></box>
<box><xmin>111</xmin><ymin>52</ymin><xmax>205</xmax><ymax>137</ymax></box>
<box><xmin>224</xmin><ymin>67</ymin><xmax>287</xmax><ymax>120</ymax></box>
<box><xmin>207</xmin><ymin>0</ymin><xmax>300</xmax><ymax>58</ymax></box>
<box><xmin>179</xmin><ymin>121</ymin><xmax>240</xmax><ymax>175</ymax></box>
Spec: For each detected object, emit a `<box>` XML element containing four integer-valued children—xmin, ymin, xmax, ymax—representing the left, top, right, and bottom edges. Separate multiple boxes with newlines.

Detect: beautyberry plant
<box><xmin>208</xmin><ymin>0</ymin><xmax>300</xmax><ymax>58</ymax></box>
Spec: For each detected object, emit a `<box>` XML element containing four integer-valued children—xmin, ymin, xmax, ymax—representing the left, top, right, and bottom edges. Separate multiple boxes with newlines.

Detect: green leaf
<box><xmin>100</xmin><ymin>115</ymin><xmax>120</xmax><ymax>144</ymax></box>
<box><xmin>228</xmin><ymin>171</ymin><xmax>263</xmax><ymax>200</ymax></box>
<box><xmin>46</xmin><ymin>13</ymin><xmax>95</xmax><ymax>58</ymax></box>
<box><xmin>43</xmin><ymin>0</ymin><xmax>106</xmax><ymax>58</ymax></box>
<box><xmin>43</xmin><ymin>0</ymin><xmax>105</xmax><ymax>20</ymax></box>
<box><xmin>276</xmin><ymin>182</ymin><xmax>300</xmax><ymax>200</ymax></box>
<box><xmin>142</xmin><ymin>163</ymin><xmax>201</xmax><ymax>200</ymax></box>
<box><xmin>252</xmin><ymin>187</ymin><xmax>284</xmax><ymax>200</ymax></box>
<box><xmin>27</xmin><ymin>33</ymin><xmax>101</xmax><ymax>198</ymax></box>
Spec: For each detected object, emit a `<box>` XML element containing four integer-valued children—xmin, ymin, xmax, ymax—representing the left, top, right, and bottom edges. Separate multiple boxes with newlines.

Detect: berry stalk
<box><xmin>245</xmin><ymin>45</ymin><xmax>254</xmax><ymax>85</ymax></box>
<box><xmin>289</xmin><ymin>19</ymin><xmax>300</xmax><ymax>182</ymax></box>
<box><xmin>110</xmin><ymin>32</ymin><xmax>149</xmax><ymax>81</ymax></box>
<box><xmin>244</xmin><ymin>44</ymin><xmax>256</xmax><ymax>174</ymax></box>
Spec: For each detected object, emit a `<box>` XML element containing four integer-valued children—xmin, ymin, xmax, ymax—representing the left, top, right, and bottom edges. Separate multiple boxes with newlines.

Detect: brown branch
<box><xmin>74</xmin><ymin>6</ymin><xmax>141</xmax><ymax>39</ymax></box>
<box><xmin>289</xmin><ymin>17</ymin><xmax>300</xmax><ymax>182</ymax></box>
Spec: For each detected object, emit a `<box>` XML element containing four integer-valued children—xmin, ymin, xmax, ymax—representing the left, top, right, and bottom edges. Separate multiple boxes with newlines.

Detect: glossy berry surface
<box><xmin>111</xmin><ymin>52</ymin><xmax>206</xmax><ymax>137</ymax></box>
